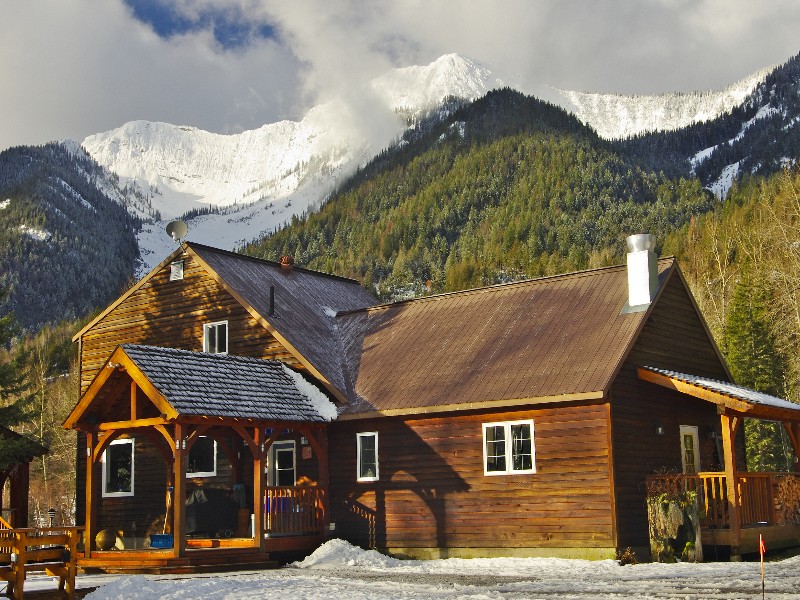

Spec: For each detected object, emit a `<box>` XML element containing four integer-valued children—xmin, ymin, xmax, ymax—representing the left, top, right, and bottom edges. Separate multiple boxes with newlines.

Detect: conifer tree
<box><xmin>0</xmin><ymin>291</ymin><xmax>40</xmax><ymax>469</ymax></box>
<box><xmin>724</xmin><ymin>274</ymin><xmax>791</xmax><ymax>471</ymax></box>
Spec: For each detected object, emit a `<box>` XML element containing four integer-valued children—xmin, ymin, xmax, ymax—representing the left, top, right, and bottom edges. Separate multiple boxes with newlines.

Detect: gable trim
<box><xmin>64</xmin><ymin>346</ymin><xmax>178</xmax><ymax>429</ymax></box>
<box><xmin>337</xmin><ymin>390</ymin><xmax>605</xmax><ymax>420</ymax></box>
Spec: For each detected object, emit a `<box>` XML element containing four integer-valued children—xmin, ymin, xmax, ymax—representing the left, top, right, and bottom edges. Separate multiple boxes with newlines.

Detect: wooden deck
<box><xmin>646</xmin><ymin>471</ymin><xmax>800</xmax><ymax>554</ymax></box>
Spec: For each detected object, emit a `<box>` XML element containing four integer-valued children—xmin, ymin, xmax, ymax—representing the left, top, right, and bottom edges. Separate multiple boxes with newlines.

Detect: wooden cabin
<box><xmin>66</xmin><ymin>238</ymin><xmax>800</xmax><ymax>570</ymax></box>
<box><xmin>0</xmin><ymin>428</ymin><xmax>47</xmax><ymax>527</ymax></box>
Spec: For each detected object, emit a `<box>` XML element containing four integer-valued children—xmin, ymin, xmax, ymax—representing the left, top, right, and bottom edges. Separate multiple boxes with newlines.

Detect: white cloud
<box><xmin>1</xmin><ymin>0</ymin><xmax>799</xmax><ymax>151</ymax></box>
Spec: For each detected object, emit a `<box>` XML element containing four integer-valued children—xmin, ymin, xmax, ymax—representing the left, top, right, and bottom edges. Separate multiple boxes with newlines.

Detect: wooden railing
<box><xmin>646</xmin><ymin>472</ymin><xmax>800</xmax><ymax>530</ymax></box>
<box><xmin>264</xmin><ymin>486</ymin><xmax>326</xmax><ymax>536</ymax></box>
<box><xmin>0</xmin><ymin>522</ymin><xmax>81</xmax><ymax>599</ymax></box>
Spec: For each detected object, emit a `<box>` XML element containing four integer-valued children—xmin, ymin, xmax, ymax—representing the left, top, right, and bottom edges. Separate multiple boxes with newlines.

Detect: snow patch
<box><xmin>281</xmin><ymin>365</ymin><xmax>338</xmax><ymax>421</ymax></box>
<box><xmin>0</xmin><ymin>199</ymin><xmax>10</xmax><ymax>210</ymax></box>
<box><xmin>295</xmin><ymin>538</ymin><xmax>402</xmax><ymax>569</ymax></box>
<box><xmin>709</xmin><ymin>162</ymin><xmax>741</xmax><ymax>199</ymax></box>
<box><xmin>18</xmin><ymin>225</ymin><xmax>52</xmax><ymax>242</ymax></box>
<box><xmin>322</xmin><ymin>306</ymin><xmax>338</xmax><ymax>318</ymax></box>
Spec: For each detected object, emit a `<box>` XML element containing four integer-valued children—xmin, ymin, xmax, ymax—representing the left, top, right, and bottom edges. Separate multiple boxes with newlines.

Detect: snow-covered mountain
<box><xmin>80</xmin><ymin>54</ymin><xmax>506</xmax><ymax>271</ymax></box>
<box><xmin>557</xmin><ymin>67</ymin><xmax>773</xmax><ymax>139</ymax></box>
<box><xmin>77</xmin><ymin>52</ymin><xmax>793</xmax><ymax>273</ymax></box>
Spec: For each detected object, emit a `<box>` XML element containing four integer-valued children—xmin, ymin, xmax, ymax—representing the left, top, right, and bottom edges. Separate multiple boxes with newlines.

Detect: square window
<box><xmin>169</xmin><ymin>260</ymin><xmax>184</xmax><ymax>281</ymax></box>
<box><xmin>187</xmin><ymin>436</ymin><xmax>217</xmax><ymax>478</ymax></box>
<box><xmin>102</xmin><ymin>439</ymin><xmax>134</xmax><ymax>497</ymax></box>
<box><xmin>357</xmin><ymin>432</ymin><xmax>378</xmax><ymax>481</ymax></box>
<box><xmin>482</xmin><ymin>420</ymin><xmax>535</xmax><ymax>476</ymax></box>
<box><xmin>203</xmin><ymin>321</ymin><xmax>228</xmax><ymax>354</ymax></box>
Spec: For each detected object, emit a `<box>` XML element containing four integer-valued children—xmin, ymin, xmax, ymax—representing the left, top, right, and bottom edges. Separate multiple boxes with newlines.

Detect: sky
<box><xmin>2</xmin><ymin>0</ymin><xmax>800</xmax><ymax>152</ymax></box>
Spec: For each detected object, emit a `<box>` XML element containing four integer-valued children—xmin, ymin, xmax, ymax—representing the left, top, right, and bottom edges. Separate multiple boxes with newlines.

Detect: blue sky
<box><xmin>2</xmin><ymin>0</ymin><xmax>800</xmax><ymax>151</ymax></box>
<box><xmin>123</xmin><ymin>0</ymin><xmax>277</xmax><ymax>49</ymax></box>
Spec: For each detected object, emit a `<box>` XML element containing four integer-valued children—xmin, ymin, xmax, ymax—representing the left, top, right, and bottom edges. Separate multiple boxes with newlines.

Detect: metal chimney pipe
<box><xmin>269</xmin><ymin>285</ymin><xmax>275</xmax><ymax>316</ymax></box>
<box><xmin>626</xmin><ymin>234</ymin><xmax>659</xmax><ymax>308</ymax></box>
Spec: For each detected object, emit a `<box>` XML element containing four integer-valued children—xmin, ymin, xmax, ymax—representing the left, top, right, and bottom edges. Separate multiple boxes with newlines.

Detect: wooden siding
<box><xmin>610</xmin><ymin>274</ymin><xmax>740</xmax><ymax>549</ymax></box>
<box><xmin>78</xmin><ymin>254</ymin><xmax>301</xmax><ymax>393</ymax></box>
<box><xmin>329</xmin><ymin>404</ymin><xmax>614</xmax><ymax>552</ymax></box>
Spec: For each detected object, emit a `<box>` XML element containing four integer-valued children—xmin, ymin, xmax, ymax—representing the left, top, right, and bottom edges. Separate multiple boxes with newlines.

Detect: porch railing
<box><xmin>264</xmin><ymin>486</ymin><xmax>326</xmax><ymax>536</ymax></box>
<box><xmin>645</xmin><ymin>472</ymin><xmax>800</xmax><ymax>529</ymax></box>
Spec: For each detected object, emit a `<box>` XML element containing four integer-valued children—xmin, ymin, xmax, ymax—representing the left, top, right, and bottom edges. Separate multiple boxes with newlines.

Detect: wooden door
<box><xmin>679</xmin><ymin>425</ymin><xmax>700</xmax><ymax>474</ymax></box>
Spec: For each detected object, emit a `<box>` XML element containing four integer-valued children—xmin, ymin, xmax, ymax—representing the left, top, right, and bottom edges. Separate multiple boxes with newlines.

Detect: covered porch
<box><xmin>640</xmin><ymin>367</ymin><xmax>800</xmax><ymax>558</ymax></box>
<box><xmin>65</xmin><ymin>345</ymin><xmax>336</xmax><ymax>573</ymax></box>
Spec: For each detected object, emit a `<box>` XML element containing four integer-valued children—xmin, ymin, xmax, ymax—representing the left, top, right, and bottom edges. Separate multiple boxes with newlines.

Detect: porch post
<box><xmin>252</xmin><ymin>426</ymin><xmax>265</xmax><ymax>553</ymax></box>
<box><xmin>317</xmin><ymin>427</ymin><xmax>330</xmax><ymax>536</ymax></box>
<box><xmin>720</xmin><ymin>412</ymin><xmax>742</xmax><ymax>560</ymax></box>
<box><xmin>8</xmin><ymin>462</ymin><xmax>30</xmax><ymax>527</ymax></box>
<box><xmin>172</xmin><ymin>423</ymin><xmax>186</xmax><ymax>558</ymax></box>
<box><xmin>85</xmin><ymin>430</ymin><xmax>96</xmax><ymax>558</ymax></box>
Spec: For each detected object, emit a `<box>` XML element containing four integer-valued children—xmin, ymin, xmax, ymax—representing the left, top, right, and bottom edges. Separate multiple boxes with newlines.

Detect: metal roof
<box><xmin>337</xmin><ymin>259</ymin><xmax>676</xmax><ymax>415</ymax></box>
<box><xmin>639</xmin><ymin>366</ymin><xmax>800</xmax><ymax>416</ymax></box>
<box><xmin>190</xmin><ymin>244</ymin><xmax>377</xmax><ymax>400</ymax></box>
<box><xmin>121</xmin><ymin>344</ymin><xmax>332</xmax><ymax>422</ymax></box>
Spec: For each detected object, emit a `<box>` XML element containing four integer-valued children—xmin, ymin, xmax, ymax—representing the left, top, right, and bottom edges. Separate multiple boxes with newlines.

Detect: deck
<box><xmin>79</xmin><ymin>486</ymin><xmax>326</xmax><ymax>574</ymax></box>
<box><xmin>646</xmin><ymin>471</ymin><xmax>800</xmax><ymax>554</ymax></box>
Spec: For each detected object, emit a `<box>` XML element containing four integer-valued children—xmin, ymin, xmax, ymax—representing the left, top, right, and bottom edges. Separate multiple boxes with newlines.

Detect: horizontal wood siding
<box><xmin>330</xmin><ymin>404</ymin><xmax>614</xmax><ymax>551</ymax></box>
<box><xmin>79</xmin><ymin>255</ymin><xmax>301</xmax><ymax>393</ymax></box>
<box><xmin>610</xmin><ymin>274</ymin><xmax>736</xmax><ymax>549</ymax></box>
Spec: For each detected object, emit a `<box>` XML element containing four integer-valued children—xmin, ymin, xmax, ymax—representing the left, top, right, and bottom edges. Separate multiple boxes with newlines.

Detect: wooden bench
<box><xmin>0</xmin><ymin>520</ymin><xmax>81</xmax><ymax>599</ymax></box>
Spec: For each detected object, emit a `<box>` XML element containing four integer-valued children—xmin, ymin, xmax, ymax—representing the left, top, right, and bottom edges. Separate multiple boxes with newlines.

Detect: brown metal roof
<box><xmin>338</xmin><ymin>259</ymin><xmax>676</xmax><ymax>415</ymax></box>
<box><xmin>189</xmin><ymin>243</ymin><xmax>378</xmax><ymax>401</ymax></box>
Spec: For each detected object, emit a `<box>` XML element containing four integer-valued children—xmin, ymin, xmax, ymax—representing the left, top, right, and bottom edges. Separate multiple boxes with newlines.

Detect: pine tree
<box><xmin>0</xmin><ymin>291</ymin><xmax>40</xmax><ymax>469</ymax></box>
<box><xmin>724</xmin><ymin>275</ymin><xmax>791</xmax><ymax>471</ymax></box>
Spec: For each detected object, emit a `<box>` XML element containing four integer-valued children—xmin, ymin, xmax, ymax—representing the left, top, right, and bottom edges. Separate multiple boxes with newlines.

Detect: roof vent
<box><xmin>280</xmin><ymin>255</ymin><xmax>294</xmax><ymax>272</ymax></box>
<box><xmin>625</xmin><ymin>234</ymin><xmax>658</xmax><ymax>310</ymax></box>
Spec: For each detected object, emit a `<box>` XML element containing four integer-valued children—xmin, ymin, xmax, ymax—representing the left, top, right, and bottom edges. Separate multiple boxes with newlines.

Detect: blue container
<box><xmin>149</xmin><ymin>534</ymin><xmax>174</xmax><ymax>548</ymax></box>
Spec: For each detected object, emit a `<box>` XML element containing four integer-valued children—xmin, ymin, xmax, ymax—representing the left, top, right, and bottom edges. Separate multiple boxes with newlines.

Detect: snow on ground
<box><xmin>14</xmin><ymin>539</ymin><xmax>798</xmax><ymax>599</ymax></box>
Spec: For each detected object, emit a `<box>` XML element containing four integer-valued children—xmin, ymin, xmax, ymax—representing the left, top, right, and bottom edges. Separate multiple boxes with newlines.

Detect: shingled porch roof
<box><xmin>65</xmin><ymin>344</ymin><xmax>336</xmax><ymax>429</ymax></box>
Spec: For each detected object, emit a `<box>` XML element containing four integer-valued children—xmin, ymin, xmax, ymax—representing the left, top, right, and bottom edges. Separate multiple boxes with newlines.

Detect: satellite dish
<box><xmin>166</xmin><ymin>220</ymin><xmax>188</xmax><ymax>243</ymax></box>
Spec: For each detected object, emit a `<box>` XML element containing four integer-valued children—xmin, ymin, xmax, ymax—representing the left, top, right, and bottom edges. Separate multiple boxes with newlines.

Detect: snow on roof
<box><xmin>642</xmin><ymin>366</ymin><xmax>800</xmax><ymax>413</ymax></box>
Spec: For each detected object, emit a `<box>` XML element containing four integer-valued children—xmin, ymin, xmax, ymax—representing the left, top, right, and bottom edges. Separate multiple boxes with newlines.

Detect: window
<box><xmin>483</xmin><ymin>420</ymin><xmax>535</xmax><ymax>475</ymax></box>
<box><xmin>357</xmin><ymin>432</ymin><xmax>378</xmax><ymax>481</ymax></box>
<box><xmin>102</xmin><ymin>439</ymin><xmax>134</xmax><ymax>497</ymax></box>
<box><xmin>203</xmin><ymin>321</ymin><xmax>228</xmax><ymax>354</ymax></box>
<box><xmin>270</xmin><ymin>441</ymin><xmax>296</xmax><ymax>486</ymax></box>
<box><xmin>187</xmin><ymin>436</ymin><xmax>217</xmax><ymax>478</ymax></box>
<box><xmin>169</xmin><ymin>260</ymin><xmax>184</xmax><ymax>281</ymax></box>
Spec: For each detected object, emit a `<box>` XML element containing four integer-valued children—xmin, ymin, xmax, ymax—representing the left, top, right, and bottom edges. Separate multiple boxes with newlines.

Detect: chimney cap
<box><xmin>626</xmin><ymin>234</ymin><xmax>656</xmax><ymax>253</ymax></box>
<box><xmin>280</xmin><ymin>255</ymin><xmax>294</xmax><ymax>272</ymax></box>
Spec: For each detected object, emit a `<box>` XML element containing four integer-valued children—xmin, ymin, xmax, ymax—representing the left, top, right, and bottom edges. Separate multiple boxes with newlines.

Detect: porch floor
<box><xmin>79</xmin><ymin>535</ymin><xmax>325</xmax><ymax>574</ymax></box>
<box><xmin>701</xmin><ymin>524</ymin><xmax>800</xmax><ymax>555</ymax></box>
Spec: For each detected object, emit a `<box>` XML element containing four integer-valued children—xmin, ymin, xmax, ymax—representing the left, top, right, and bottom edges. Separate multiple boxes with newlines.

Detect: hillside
<box><xmin>0</xmin><ymin>143</ymin><xmax>142</xmax><ymax>329</ymax></box>
<box><xmin>242</xmin><ymin>89</ymin><xmax>714</xmax><ymax>299</ymax></box>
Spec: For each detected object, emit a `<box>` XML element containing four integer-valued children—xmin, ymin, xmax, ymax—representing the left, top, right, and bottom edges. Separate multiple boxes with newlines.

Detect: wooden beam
<box><xmin>84</xmin><ymin>431</ymin><xmax>96</xmax><ymax>559</ymax></box>
<box><xmin>784</xmin><ymin>422</ymin><xmax>800</xmax><ymax>473</ymax></box>
<box><xmin>720</xmin><ymin>412</ymin><xmax>742</xmax><ymax>559</ymax></box>
<box><xmin>98</xmin><ymin>417</ymin><xmax>170</xmax><ymax>431</ymax></box>
<box><xmin>92</xmin><ymin>430</ymin><xmax>124</xmax><ymax>463</ymax></box>
<box><xmin>172</xmin><ymin>423</ymin><xmax>186</xmax><ymax>559</ymax></box>
<box><xmin>130</xmin><ymin>381</ymin><xmax>137</xmax><ymax>422</ymax></box>
<box><xmin>252</xmin><ymin>426</ymin><xmax>265</xmax><ymax>553</ymax></box>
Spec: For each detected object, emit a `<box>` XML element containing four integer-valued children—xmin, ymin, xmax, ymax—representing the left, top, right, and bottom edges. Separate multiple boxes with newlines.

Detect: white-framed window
<box><xmin>102</xmin><ymin>438</ymin><xmax>134</xmax><ymax>497</ymax></box>
<box><xmin>482</xmin><ymin>420</ymin><xmax>536</xmax><ymax>476</ymax></box>
<box><xmin>203</xmin><ymin>321</ymin><xmax>228</xmax><ymax>354</ymax></box>
<box><xmin>269</xmin><ymin>441</ymin><xmax>297</xmax><ymax>487</ymax></box>
<box><xmin>357</xmin><ymin>432</ymin><xmax>379</xmax><ymax>481</ymax></box>
<box><xmin>187</xmin><ymin>436</ymin><xmax>217</xmax><ymax>478</ymax></box>
<box><xmin>169</xmin><ymin>260</ymin><xmax>185</xmax><ymax>281</ymax></box>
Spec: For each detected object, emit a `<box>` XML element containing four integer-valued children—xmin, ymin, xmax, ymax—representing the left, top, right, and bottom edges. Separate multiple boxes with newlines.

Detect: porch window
<box><xmin>187</xmin><ymin>436</ymin><xmax>216</xmax><ymax>478</ymax></box>
<box><xmin>102</xmin><ymin>439</ymin><xmax>134</xmax><ymax>497</ymax></box>
<box><xmin>271</xmin><ymin>441</ymin><xmax>297</xmax><ymax>486</ymax></box>
<box><xmin>203</xmin><ymin>321</ymin><xmax>228</xmax><ymax>354</ymax></box>
<box><xmin>357</xmin><ymin>432</ymin><xmax>379</xmax><ymax>481</ymax></box>
<box><xmin>483</xmin><ymin>420</ymin><xmax>535</xmax><ymax>475</ymax></box>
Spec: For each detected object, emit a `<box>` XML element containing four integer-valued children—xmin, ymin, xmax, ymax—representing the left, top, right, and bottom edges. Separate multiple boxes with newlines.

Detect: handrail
<box><xmin>264</xmin><ymin>486</ymin><xmax>326</xmax><ymax>536</ymax></box>
<box><xmin>646</xmin><ymin>471</ymin><xmax>799</xmax><ymax>529</ymax></box>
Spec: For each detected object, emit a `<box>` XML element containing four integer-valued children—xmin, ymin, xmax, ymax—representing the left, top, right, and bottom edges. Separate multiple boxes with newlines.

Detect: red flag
<box><xmin>760</xmin><ymin>535</ymin><xmax>766</xmax><ymax>556</ymax></box>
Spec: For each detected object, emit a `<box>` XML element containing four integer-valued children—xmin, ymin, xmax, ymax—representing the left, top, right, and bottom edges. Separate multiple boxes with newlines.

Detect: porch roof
<box><xmin>65</xmin><ymin>345</ymin><xmax>336</xmax><ymax>428</ymax></box>
<box><xmin>638</xmin><ymin>366</ymin><xmax>800</xmax><ymax>422</ymax></box>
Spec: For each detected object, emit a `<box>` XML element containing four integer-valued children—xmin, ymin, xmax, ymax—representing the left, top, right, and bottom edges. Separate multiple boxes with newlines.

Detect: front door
<box><xmin>679</xmin><ymin>425</ymin><xmax>700</xmax><ymax>474</ymax></box>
